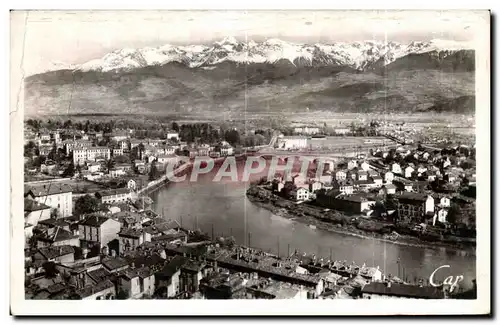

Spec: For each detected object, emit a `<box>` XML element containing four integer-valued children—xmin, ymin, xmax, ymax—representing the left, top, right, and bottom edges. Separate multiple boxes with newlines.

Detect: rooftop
<box><xmin>26</xmin><ymin>184</ymin><xmax>72</xmax><ymax>197</ymax></box>
<box><xmin>361</xmin><ymin>282</ymin><xmax>444</xmax><ymax>299</ymax></box>
<box><xmin>80</xmin><ymin>215</ymin><xmax>113</xmax><ymax>227</ymax></box>
<box><xmin>96</xmin><ymin>188</ymin><xmax>130</xmax><ymax>197</ymax></box>
<box><xmin>37</xmin><ymin>245</ymin><xmax>75</xmax><ymax>260</ymax></box>
<box><xmin>24</xmin><ymin>198</ymin><xmax>51</xmax><ymax>212</ymax></box>
<box><xmin>101</xmin><ymin>257</ymin><xmax>130</xmax><ymax>271</ymax></box>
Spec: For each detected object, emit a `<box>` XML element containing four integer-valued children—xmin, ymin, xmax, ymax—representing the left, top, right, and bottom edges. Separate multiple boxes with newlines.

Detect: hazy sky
<box><xmin>13</xmin><ymin>10</ymin><xmax>487</xmax><ymax>75</ymax></box>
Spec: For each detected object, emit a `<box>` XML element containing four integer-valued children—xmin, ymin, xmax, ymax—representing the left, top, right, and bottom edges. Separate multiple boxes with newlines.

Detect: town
<box><xmin>22</xmin><ymin>116</ymin><xmax>477</xmax><ymax>300</ymax></box>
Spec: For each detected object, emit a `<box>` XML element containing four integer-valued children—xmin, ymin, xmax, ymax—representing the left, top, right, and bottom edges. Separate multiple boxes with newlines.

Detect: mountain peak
<box><xmin>49</xmin><ymin>37</ymin><xmax>474</xmax><ymax>75</ymax></box>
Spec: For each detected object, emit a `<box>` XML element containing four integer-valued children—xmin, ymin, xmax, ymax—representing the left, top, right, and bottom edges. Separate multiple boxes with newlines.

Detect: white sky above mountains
<box><xmin>14</xmin><ymin>10</ymin><xmax>486</xmax><ymax>76</ymax></box>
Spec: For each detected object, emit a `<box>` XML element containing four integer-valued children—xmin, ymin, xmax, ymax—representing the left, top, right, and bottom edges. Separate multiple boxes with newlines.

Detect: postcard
<box><xmin>10</xmin><ymin>9</ymin><xmax>490</xmax><ymax>316</ymax></box>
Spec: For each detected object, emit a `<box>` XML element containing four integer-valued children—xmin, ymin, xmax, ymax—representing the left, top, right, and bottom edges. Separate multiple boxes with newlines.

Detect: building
<box><xmin>361</xmin><ymin>282</ymin><xmax>444</xmax><ymax>299</ymax></box>
<box><xmin>24</xmin><ymin>198</ymin><xmax>51</xmax><ymax>228</ymax></box>
<box><xmin>334</xmin><ymin>128</ymin><xmax>350</xmax><ymax>135</ymax></box>
<box><xmin>405</xmin><ymin>166</ymin><xmax>415</xmax><ymax>178</ymax></box>
<box><xmin>118</xmin><ymin>229</ymin><xmax>152</xmax><ymax>254</ymax></box>
<box><xmin>118</xmin><ymin>266</ymin><xmax>156</xmax><ymax>299</ymax></box>
<box><xmin>36</xmin><ymin>226</ymin><xmax>80</xmax><ymax>248</ymax></box>
<box><xmin>438</xmin><ymin>197</ymin><xmax>451</xmax><ymax>208</ymax></box>
<box><xmin>381</xmin><ymin>184</ymin><xmax>397</xmax><ymax>195</ymax></box>
<box><xmin>112</xmin><ymin>148</ymin><xmax>124</xmax><ymax>157</ymax></box>
<box><xmin>155</xmin><ymin>256</ymin><xmax>188</xmax><ymax>298</ymax></box>
<box><xmin>25</xmin><ymin>184</ymin><xmax>73</xmax><ymax>218</ymax></box>
<box><xmin>397</xmin><ymin>193</ymin><xmax>435</xmax><ymax>224</ymax></box>
<box><xmin>276</xmin><ymin>136</ymin><xmax>308</xmax><ymax>150</ymax></box>
<box><xmin>347</xmin><ymin>160</ymin><xmax>358</xmax><ymax>170</ymax></box>
<box><xmin>34</xmin><ymin>245</ymin><xmax>75</xmax><ymax>264</ymax></box>
<box><xmin>76</xmin><ymin>280</ymin><xmax>116</xmax><ymax>300</ymax></box>
<box><xmin>95</xmin><ymin>188</ymin><xmax>132</xmax><ymax>204</ymax></box>
<box><xmin>294</xmin><ymin>126</ymin><xmax>320</xmax><ymax>135</ymax></box>
<box><xmin>290</xmin><ymin>187</ymin><xmax>310</xmax><ymax>201</ymax></box>
<box><xmin>167</xmin><ymin>132</ymin><xmax>179</xmax><ymax>140</ymax></box>
<box><xmin>309</xmin><ymin>181</ymin><xmax>323</xmax><ymax>193</ymax></box>
<box><xmin>357</xmin><ymin>171</ymin><xmax>368</xmax><ymax>181</ymax></box>
<box><xmin>372</xmin><ymin>175</ymin><xmax>383</xmax><ymax>186</ymax></box>
<box><xmin>79</xmin><ymin>215</ymin><xmax>121</xmax><ymax>250</ymax></box>
<box><xmin>391</xmin><ymin>163</ymin><xmax>402</xmax><ymax>175</ymax></box>
<box><xmin>360</xmin><ymin>162</ymin><xmax>370</xmax><ymax>171</ymax></box>
<box><xmin>335</xmin><ymin>170</ymin><xmax>347</xmax><ymax>181</ymax></box>
<box><xmin>434</xmin><ymin>208</ymin><xmax>448</xmax><ymax>224</ymax></box>
<box><xmin>87</xmin><ymin>162</ymin><xmax>101</xmax><ymax>173</ymax></box>
<box><xmin>383</xmin><ymin>171</ymin><xmax>394</xmax><ymax>184</ymax></box>
<box><xmin>109</xmin><ymin>169</ymin><xmax>126</xmax><ymax>178</ymax></box>
<box><xmin>220</xmin><ymin>145</ymin><xmax>234</xmax><ymax>156</ymax></box>
<box><xmin>157</xmin><ymin>154</ymin><xmax>178</xmax><ymax>167</ymax></box>
<box><xmin>127</xmin><ymin>179</ymin><xmax>137</xmax><ymax>191</ymax></box>
<box><xmin>316</xmin><ymin>191</ymin><xmax>376</xmax><ymax>214</ymax></box>
<box><xmin>73</xmin><ymin>147</ymin><xmax>111</xmax><ymax>165</ymax></box>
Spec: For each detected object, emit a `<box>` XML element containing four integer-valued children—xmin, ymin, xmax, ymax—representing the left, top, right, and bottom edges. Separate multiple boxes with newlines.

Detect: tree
<box><xmin>42</xmin><ymin>261</ymin><xmax>58</xmax><ymax>278</ymax></box>
<box><xmin>62</xmin><ymin>161</ymin><xmax>75</xmax><ymax>177</ymax></box>
<box><xmin>116</xmin><ymin>289</ymin><xmax>129</xmax><ymax>300</ymax></box>
<box><xmin>224</xmin><ymin>129</ymin><xmax>240</xmax><ymax>146</ymax></box>
<box><xmin>447</xmin><ymin>203</ymin><xmax>461</xmax><ymax>225</ymax></box>
<box><xmin>172</xmin><ymin>122</ymin><xmax>179</xmax><ymax>132</ymax></box>
<box><xmin>149</xmin><ymin>161</ymin><xmax>157</xmax><ymax>181</ymax></box>
<box><xmin>24</xmin><ymin>141</ymin><xmax>37</xmax><ymax>157</ymax></box>
<box><xmin>107</xmin><ymin>159</ymin><xmax>115</xmax><ymax>172</ymax></box>
<box><xmin>74</xmin><ymin>194</ymin><xmax>100</xmax><ymax>215</ymax></box>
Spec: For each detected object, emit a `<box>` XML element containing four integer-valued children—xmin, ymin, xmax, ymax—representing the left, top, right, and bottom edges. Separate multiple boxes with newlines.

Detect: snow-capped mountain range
<box><xmin>57</xmin><ymin>37</ymin><xmax>473</xmax><ymax>74</ymax></box>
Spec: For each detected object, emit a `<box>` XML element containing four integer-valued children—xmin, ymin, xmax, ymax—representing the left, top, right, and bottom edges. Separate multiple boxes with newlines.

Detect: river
<box><xmin>149</xmin><ymin>162</ymin><xmax>476</xmax><ymax>289</ymax></box>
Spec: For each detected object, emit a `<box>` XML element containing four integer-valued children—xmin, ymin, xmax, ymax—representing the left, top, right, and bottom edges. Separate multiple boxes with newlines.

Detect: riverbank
<box><xmin>246</xmin><ymin>187</ymin><xmax>476</xmax><ymax>253</ymax></box>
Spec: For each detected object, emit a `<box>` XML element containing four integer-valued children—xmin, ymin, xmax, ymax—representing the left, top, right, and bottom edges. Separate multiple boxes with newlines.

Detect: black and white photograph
<box><xmin>9</xmin><ymin>9</ymin><xmax>491</xmax><ymax>315</ymax></box>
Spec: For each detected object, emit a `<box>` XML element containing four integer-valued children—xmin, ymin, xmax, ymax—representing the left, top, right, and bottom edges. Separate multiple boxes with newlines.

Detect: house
<box><xmin>316</xmin><ymin>191</ymin><xmax>376</xmax><ymax>214</ymax></box>
<box><xmin>397</xmin><ymin>193</ymin><xmax>435</xmax><ymax>224</ymax></box>
<box><xmin>434</xmin><ymin>208</ymin><xmax>448</xmax><ymax>224</ymax></box>
<box><xmin>391</xmin><ymin>163</ymin><xmax>402</xmax><ymax>175</ymax></box>
<box><xmin>360</xmin><ymin>162</ymin><xmax>370</xmax><ymax>171</ymax></box>
<box><xmin>422</xmin><ymin>152</ymin><xmax>430</xmax><ymax>160</ymax></box>
<box><xmin>294</xmin><ymin>126</ymin><xmax>320</xmax><ymax>135</ymax></box>
<box><xmin>335</xmin><ymin>170</ymin><xmax>347</xmax><ymax>181</ymax></box>
<box><xmin>24</xmin><ymin>198</ymin><xmax>51</xmax><ymax>228</ymax></box>
<box><xmin>119</xmin><ymin>140</ymin><xmax>129</xmax><ymax>151</ymax></box>
<box><xmin>357</xmin><ymin>171</ymin><xmax>368</xmax><ymax>181</ymax></box>
<box><xmin>87</xmin><ymin>162</ymin><xmax>101</xmax><ymax>173</ymax></box>
<box><xmin>358</xmin><ymin>265</ymin><xmax>382</xmax><ymax>282</ymax></box>
<box><xmin>290</xmin><ymin>187</ymin><xmax>310</xmax><ymax>201</ymax></box>
<box><xmin>220</xmin><ymin>145</ymin><xmax>234</xmax><ymax>156</ymax></box>
<box><xmin>380</xmin><ymin>184</ymin><xmax>396</xmax><ymax>195</ymax></box>
<box><xmin>309</xmin><ymin>181</ymin><xmax>323</xmax><ymax>193</ymax></box>
<box><xmin>155</xmin><ymin>256</ymin><xmax>188</xmax><ymax>298</ymax></box>
<box><xmin>417</xmin><ymin>166</ymin><xmax>428</xmax><ymax>174</ymax></box>
<box><xmin>405</xmin><ymin>166</ymin><xmax>415</xmax><ymax>178</ymax></box>
<box><xmin>127</xmin><ymin>179</ymin><xmax>137</xmax><ymax>191</ymax></box>
<box><xmin>347</xmin><ymin>160</ymin><xmax>358</xmax><ymax>170</ymax></box>
<box><xmin>276</xmin><ymin>136</ymin><xmax>308</xmax><ymax>150</ymax></box>
<box><xmin>112</xmin><ymin>148</ymin><xmax>124</xmax><ymax>157</ymax></box>
<box><xmin>79</xmin><ymin>215</ymin><xmax>121</xmax><ymax>250</ymax></box>
<box><xmin>444</xmin><ymin>173</ymin><xmax>457</xmax><ymax>183</ymax></box>
<box><xmin>118</xmin><ymin>228</ymin><xmax>152</xmax><ymax>254</ymax></box>
<box><xmin>334</xmin><ymin>128</ymin><xmax>350</xmax><ymax>135</ymax></box>
<box><xmin>25</xmin><ymin>184</ymin><xmax>73</xmax><ymax>218</ymax></box>
<box><xmin>334</xmin><ymin>180</ymin><xmax>354</xmax><ymax>195</ymax></box>
<box><xmin>167</xmin><ymin>132</ymin><xmax>179</xmax><ymax>140</ymax></box>
<box><xmin>102</xmin><ymin>257</ymin><xmax>130</xmax><ymax>273</ymax></box>
<box><xmin>109</xmin><ymin>169</ymin><xmax>126</xmax><ymax>178</ymax></box>
<box><xmin>36</xmin><ymin>226</ymin><xmax>80</xmax><ymax>248</ymax></box>
<box><xmin>73</xmin><ymin>147</ymin><xmax>111</xmax><ymax>165</ymax></box>
<box><xmin>95</xmin><ymin>188</ymin><xmax>132</xmax><ymax>204</ymax></box>
<box><xmin>361</xmin><ymin>282</ymin><xmax>444</xmax><ymax>299</ymax></box>
<box><xmin>187</xmin><ymin>148</ymin><xmax>198</xmax><ymax>159</ymax></box>
<box><xmin>76</xmin><ymin>279</ymin><xmax>116</xmax><ymax>300</ymax></box>
<box><xmin>383</xmin><ymin>171</ymin><xmax>394</xmax><ymax>184</ymax></box>
<box><xmin>157</xmin><ymin>154</ymin><xmax>178</xmax><ymax>167</ymax></box>
<box><xmin>34</xmin><ymin>245</ymin><xmax>75</xmax><ymax>264</ymax></box>
<box><xmin>438</xmin><ymin>197</ymin><xmax>451</xmax><ymax>208</ymax></box>
<box><xmin>118</xmin><ymin>266</ymin><xmax>156</xmax><ymax>299</ymax></box>
<box><xmin>197</xmin><ymin>147</ymin><xmax>210</xmax><ymax>157</ymax></box>
<box><xmin>180</xmin><ymin>261</ymin><xmax>207</xmax><ymax>294</ymax></box>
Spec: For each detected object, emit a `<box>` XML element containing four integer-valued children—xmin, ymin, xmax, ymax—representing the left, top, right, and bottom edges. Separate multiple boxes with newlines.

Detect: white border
<box><xmin>8</xmin><ymin>4</ymin><xmax>491</xmax><ymax>316</ymax></box>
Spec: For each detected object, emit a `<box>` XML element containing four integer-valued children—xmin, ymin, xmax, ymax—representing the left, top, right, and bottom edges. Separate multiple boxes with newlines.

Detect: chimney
<box><xmin>131</xmin><ymin>262</ymin><xmax>135</xmax><ymax>269</ymax></box>
<box><xmin>386</xmin><ymin>281</ymin><xmax>392</xmax><ymax>288</ymax></box>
